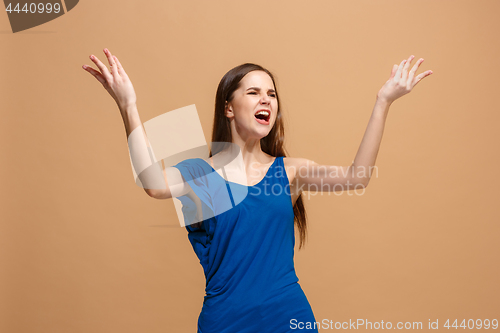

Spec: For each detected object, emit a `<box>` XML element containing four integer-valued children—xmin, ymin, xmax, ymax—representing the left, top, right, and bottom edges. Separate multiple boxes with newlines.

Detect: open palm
<box><xmin>377</xmin><ymin>55</ymin><xmax>433</xmax><ymax>104</ymax></box>
<box><xmin>82</xmin><ymin>48</ymin><xmax>137</xmax><ymax>112</ymax></box>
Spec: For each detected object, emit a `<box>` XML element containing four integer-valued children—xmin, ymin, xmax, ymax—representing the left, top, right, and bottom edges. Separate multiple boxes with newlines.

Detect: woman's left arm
<box><xmin>296</xmin><ymin>55</ymin><xmax>433</xmax><ymax>192</ymax></box>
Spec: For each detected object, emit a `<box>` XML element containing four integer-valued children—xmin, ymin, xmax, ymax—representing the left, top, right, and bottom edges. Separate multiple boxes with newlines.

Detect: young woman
<box><xmin>83</xmin><ymin>49</ymin><xmax>432</xmax><ymax>332</ymax></box>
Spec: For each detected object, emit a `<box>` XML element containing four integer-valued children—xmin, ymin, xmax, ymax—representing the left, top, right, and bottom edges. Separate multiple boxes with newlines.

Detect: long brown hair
<box><xmin>209</xmin><ymin>63</ymin><xmax>308</xmax><ymax>249</ymax></box>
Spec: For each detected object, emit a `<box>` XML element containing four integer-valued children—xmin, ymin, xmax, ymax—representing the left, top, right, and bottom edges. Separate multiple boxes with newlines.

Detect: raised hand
<box><xmin>82</xmin><ymin>48</ymin><xmax>137</xmax><ymax>112</ymax></box>
<box><xmin>377</xmin><ymin>55</ymin><xmax>433</xmax><ymax>104</ymax></box>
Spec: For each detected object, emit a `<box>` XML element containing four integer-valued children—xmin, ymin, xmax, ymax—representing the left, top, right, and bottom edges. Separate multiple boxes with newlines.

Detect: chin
<box><xmin>257</xmin><ymin>129</ymin><xmax>272</xmax><ymax>139</ymax></box>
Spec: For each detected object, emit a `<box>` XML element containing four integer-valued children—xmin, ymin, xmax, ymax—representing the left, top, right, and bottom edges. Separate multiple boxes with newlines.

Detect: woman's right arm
<box><xmin>121</xmin><ymin>104</ymin><xmax>175</xmax><ymax>199</ymax></box>
<box><xmin>82</xmin><ymin>48</ymin><xmax>189</xmax><ymax>200</ymax></box>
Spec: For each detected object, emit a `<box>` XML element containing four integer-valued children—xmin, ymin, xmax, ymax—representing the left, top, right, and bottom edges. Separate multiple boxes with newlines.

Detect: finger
<box><xmin>89</xmin><ymin>54</ymin><xmax>113</xmax><ymax>82</ymax></box>
<box><xmin>401</xmin><ymin>55</ymin><xmax>414</xmax><ymax>83</ymax></box>
<box><xmin>103</xmin><ymin>48</ymin><xmax>119</xmax><ymax>77</ymax></box>
<box><xmin>390</xmin><ymin>64</ymin><xmax>398</xmax><ymax>79</ymax></box>
<box><xmin>393</xmin><ymin>59</ymin><xmax>406</xmax><ymax>82</ymax></box>
<box><xmin>408</xmin><ymin>58</ymin><xmax>424</xmax><ymax>85</ymax></box>
<box><xmin>82</xmin><ymin>65</ymin><xmax>107</xmax><ymax>86</ymax></box>
<box><xmin>411</xmin><ymin>70</ymin><xmax>433</xmax><ymax>88</ymax></box>
<box><xmin>112</xmin><ymin>55</ymin><xmax>128</xmax><ymax>78</ymax></box>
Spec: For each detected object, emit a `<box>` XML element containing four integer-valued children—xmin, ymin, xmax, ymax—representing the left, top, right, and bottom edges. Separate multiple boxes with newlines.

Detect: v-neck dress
<box><xmin>173</xmin><ymin>156</ymin><xmax>318</xmax><ymax>332</ymax></box>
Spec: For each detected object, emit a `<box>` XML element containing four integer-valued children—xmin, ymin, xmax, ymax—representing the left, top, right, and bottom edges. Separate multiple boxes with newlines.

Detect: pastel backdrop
<box><xmin>1</xmin><ymin>0</ymin><xmax>499</xmax><ymax>332</ymax></box>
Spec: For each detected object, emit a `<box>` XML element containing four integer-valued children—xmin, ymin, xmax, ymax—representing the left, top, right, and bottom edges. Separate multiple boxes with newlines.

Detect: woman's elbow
<box><xmin>144</xmin><ymin>188</ymin><xmax>171</xmax><ymax>199</ymax></box>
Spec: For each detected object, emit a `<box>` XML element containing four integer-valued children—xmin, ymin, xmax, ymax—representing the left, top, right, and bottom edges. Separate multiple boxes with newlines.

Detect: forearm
<box><xmin>120</xmin><ymin>104</ymin><xmax>168</xmax><ymax>195</ymax></box>
<box><xmin>350</xmin><ymin>97</ymin><xmax>392</xmax><ymax>186</ymax></box>
<box><xmin>120</xmin><ymin>104</ymin><xmax>144</xmax><ymax>141</ymax></box>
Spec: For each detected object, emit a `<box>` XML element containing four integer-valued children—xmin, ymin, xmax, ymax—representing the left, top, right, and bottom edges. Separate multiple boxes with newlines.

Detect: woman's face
<box><xmin>225</xmin><ymin>70</ymin><xmax>278</xmax><ymax>139</ymax></box>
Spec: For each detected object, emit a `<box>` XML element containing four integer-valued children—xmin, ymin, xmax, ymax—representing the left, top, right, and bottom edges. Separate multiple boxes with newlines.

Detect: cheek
<box><xmin>234</xmin><ymin>110</ymin><xmax>253</xmax><ymax>126</ymax></box>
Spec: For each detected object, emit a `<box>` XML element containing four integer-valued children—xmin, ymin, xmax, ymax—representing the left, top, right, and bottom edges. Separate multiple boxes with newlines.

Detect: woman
<box><xmin>82</xmin><ymin>49</ymin><xmax>432</xmax><ymax>332</ymax></box>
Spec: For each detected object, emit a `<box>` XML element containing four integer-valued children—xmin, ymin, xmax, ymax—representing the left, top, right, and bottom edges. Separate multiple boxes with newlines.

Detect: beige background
<box><xmin>1</xmin><ymin>0</ymin><xmax>499</xmax><ymax>332</ymax></box>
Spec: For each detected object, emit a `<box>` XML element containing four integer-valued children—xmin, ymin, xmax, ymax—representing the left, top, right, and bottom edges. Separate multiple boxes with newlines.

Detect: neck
<box><xmin>229</xmin><ymin>123</ymin><xmax>271</xmax><ymax>166</ymax></box>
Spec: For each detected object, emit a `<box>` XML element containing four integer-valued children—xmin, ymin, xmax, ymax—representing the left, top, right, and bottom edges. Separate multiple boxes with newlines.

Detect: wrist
<box><xmin>373</xmin><ymin>97</ymin><xmax>391</xmax><ymax>119</ymax></box>
<box><xmin>119</xmin><ymin>103</ymin><xmax>138</xmax><ymax>115</ymax></box>
<box><xmin>375</xmin><ymin>95</ymin><xmax>393</xmax><ymax>109</ymax></box>
<box><xmin>376</xmin><ymin>94</ymin><xmax>393</xmax><ymax>105</ymax></box>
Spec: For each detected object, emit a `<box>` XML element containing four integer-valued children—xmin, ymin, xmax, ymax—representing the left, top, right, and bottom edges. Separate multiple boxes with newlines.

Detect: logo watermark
<box><xmin>3</xmin><ymin>0</ymin><xmax>79</xmax><ymax>33</ymax></box>
<box><xmin>289</xmin><ymin>318</ymin><xmax>499</xmax><ymax>330</ymax></box>
<box><xmin>126</xmin><ymin>104</ymin><xmax>380</xmax><ymax>227</ymax></box>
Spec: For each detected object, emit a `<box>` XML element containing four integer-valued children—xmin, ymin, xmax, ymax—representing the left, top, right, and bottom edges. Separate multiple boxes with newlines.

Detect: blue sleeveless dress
<box><xmin>173</xmin><ymin>156</ymin><xmax>318</xmax><ymax>332</ymax></box>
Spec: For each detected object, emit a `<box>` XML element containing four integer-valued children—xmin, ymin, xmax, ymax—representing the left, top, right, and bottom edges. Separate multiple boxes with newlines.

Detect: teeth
<box><xmin>255</xmin><ymin>111</ymin><xmax>270</xmax><ymax>117</ymax></box>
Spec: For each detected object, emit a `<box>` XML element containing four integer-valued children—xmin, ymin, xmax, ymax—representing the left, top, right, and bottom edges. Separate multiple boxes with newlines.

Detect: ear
<box><xmin>225</xmin><ymin>101</ymin><xmax>233</xmax><ymax>118</ymax></box>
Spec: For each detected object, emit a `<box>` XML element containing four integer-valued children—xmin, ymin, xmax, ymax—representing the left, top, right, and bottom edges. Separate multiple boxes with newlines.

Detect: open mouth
<box><xmin>254</xmin><ymin>110</ymin><xmax>270</xmax><ymax>125</ymax></box>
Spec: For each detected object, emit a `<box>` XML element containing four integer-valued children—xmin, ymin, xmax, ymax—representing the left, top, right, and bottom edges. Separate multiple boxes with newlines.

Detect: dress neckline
<box><xmin>206</xmin><ymin>156</ymin><xmax>279</xmax><ymax>188</ymax></box>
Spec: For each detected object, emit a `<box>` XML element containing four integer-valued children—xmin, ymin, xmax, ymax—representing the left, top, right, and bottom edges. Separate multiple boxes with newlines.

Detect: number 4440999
<box><xmin>5</xmin><ymin>3</ymin><xmax>62</xmax><ymax>14</ymax></box>
<box><xmin>444</xmin><ymin>318</ymin><xmax>498</xmax><ymax>329</ymax></box>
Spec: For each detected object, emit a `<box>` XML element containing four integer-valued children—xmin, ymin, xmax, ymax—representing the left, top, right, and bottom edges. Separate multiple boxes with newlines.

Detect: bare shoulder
<box><xmin>282</xmin><ymin>157</ymin><xmax>318</xmax><ymax>184</ymax></box>
<box><xmin>282</xmin><ymin>157</ymin><xmax>318</xmax><ymax>205</ymax></box>
<box><xmin>283</xmin><ymin>157</ymin><xmax>318</xmax><ymax>169</ymax></box>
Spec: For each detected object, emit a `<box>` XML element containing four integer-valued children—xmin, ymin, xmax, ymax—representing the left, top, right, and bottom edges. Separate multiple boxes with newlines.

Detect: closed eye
<box><xmin>248</xmin><ymin>92</ymin><xmax>277</xmax><ymax>97</ymax></box>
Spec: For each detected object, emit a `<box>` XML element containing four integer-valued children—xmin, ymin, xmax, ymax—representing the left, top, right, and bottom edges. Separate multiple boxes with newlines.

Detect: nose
<box><xmin>260</xmin><ymin>93</ymin><xmax>271</xmax><ymax>105</ymax></box>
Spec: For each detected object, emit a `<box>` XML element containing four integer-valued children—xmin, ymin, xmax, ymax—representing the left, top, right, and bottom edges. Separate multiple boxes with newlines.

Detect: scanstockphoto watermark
<box><xmin>290</xmin><ymin>318</ymin><xmax>423</xmax><ymax>330</ymax></box>
<box><xmin>251</xmin><ymin>163</ymin><xmax>379</xmax><ymax>198</ymax></box>
<box><xmin>251</xmin><ymin>179</ymin><xmax>369</xmax><ymax>199</ymax></box>
<box><xmin>290</xmin><ymin>318</ymin><xmax>499</xmax><ymax>330</ymax></box>
<box><xmin>125</xmin><ymin>105</ymin><xmax>381</xmax><ymax>226</ymax></box>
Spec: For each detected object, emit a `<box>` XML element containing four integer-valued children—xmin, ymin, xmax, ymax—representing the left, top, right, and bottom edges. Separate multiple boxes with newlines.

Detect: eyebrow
<box><xmin>246</xmin><ymin>87</ymin><xmax>276</xmax><ymax>93</ymax></box>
